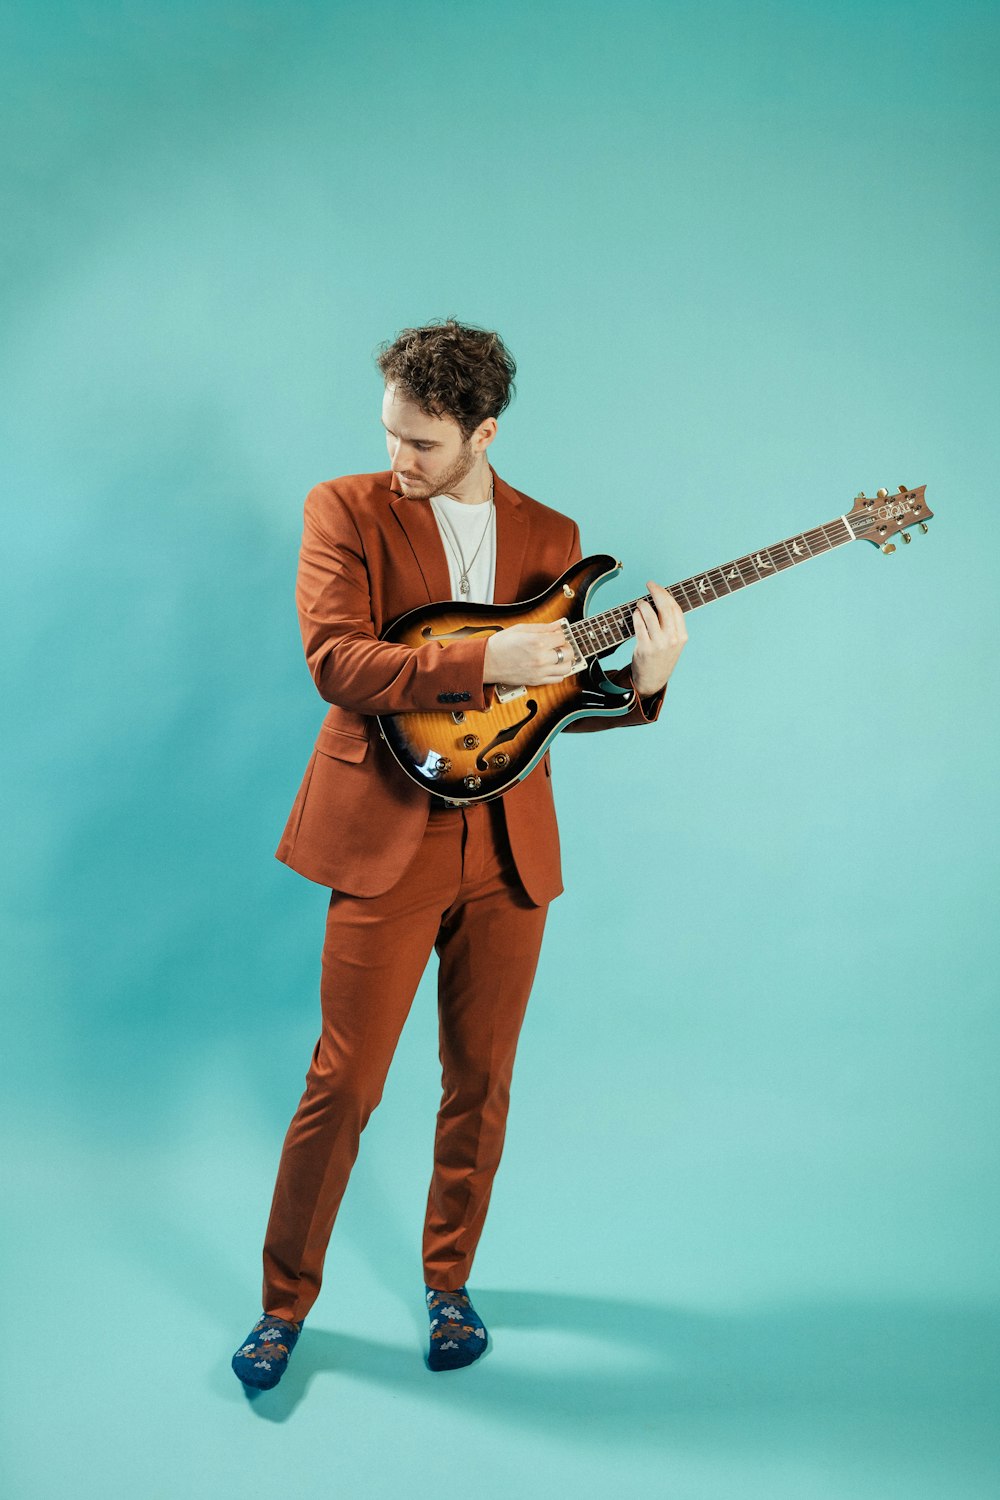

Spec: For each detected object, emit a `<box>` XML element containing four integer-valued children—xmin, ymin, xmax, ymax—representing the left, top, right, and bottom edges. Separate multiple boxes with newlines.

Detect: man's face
<box><xmin>381</xmin><ymin>383</ymin><xmax>479</xmax><ymax>498</ymax></box>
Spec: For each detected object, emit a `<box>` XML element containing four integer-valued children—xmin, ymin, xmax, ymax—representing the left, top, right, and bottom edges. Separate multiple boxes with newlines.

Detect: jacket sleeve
<box><xmin>296</xmin><ymin>483</ymin><xmax>493</xmax><ymax>715</ymax></box>
<box><xmin>562</xmin><ymin>521</ymin><xmax>668</xmax><ymax>733</ymax></box>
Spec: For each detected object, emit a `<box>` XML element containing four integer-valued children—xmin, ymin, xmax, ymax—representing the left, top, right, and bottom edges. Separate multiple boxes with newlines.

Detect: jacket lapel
<box><xmin>491</xmin><ymin>469</ymin><xmax>528</xmax><ymax>605</ymax></box>
<box><xmin>388</xmin><ymin>464</ymin><xmax>527</xmax><ymax>606</ymax></box>
<box><xmin>388</xmin><ymin>478</ymin><xmax>451</xmax><ymax>604</ymax></box>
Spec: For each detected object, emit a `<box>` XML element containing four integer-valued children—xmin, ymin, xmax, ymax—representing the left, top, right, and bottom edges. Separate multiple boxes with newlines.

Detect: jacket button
<box><xmin>459</xmin><ymin>691</ymin><xmax>470</xmax><ymax>701</ymax></box>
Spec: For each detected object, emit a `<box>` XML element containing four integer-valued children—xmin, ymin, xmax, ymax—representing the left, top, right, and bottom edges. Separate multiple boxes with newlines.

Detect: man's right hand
<box><xmin>483</xmin><ymin>622</ymin><xmax>578</xmax><ymax>685</ymax></box>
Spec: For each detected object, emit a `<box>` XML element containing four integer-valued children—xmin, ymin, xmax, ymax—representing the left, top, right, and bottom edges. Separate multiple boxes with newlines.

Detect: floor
<box><xmin>7</xmin><ymin>961</ymin><xmax>998</xmax><ymax>1500</ymax></box>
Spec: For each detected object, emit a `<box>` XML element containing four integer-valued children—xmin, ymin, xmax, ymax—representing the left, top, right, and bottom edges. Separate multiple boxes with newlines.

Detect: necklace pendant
<box><xmin>460</xmin><ymin>574</ymin><xmax>470</xmax><ymax>596</ymax></box>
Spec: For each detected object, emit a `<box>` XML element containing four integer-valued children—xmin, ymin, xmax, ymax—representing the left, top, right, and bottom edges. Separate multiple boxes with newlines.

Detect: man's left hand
<box><xmin>630</xmin><ymin>580</ymin><xmax>688</xmax><ymax>697</ymax></box>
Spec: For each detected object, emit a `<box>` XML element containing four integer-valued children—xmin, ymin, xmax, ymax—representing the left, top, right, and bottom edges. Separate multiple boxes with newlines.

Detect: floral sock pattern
<box><xmin>231</xmin><ymin>1314</ymin><xmax>303</xmax><ymax>1390</ymax></box>
<box><xmin>425</xmin><ymin>1284</ymin><xmax>489</xmax><ymax>1372</ymax></box>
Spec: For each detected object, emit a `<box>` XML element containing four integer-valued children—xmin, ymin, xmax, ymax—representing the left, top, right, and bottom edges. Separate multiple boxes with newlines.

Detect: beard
<box><xmin>400</xmin><ymin>439</ymin><xmax>478</xmax><ymax>498</ymax></box>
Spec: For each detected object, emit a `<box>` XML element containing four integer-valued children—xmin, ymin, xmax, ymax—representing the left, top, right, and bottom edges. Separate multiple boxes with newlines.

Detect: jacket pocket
<box><xmin>315</xmin><ymin>724</ymin><xmax>370</xmax><ymax>763</ymax></box>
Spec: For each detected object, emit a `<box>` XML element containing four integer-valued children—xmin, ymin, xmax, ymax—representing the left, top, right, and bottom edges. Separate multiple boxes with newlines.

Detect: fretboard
<box><xmin>569</xmin><ymin>513</ymin><xmax>863</xmax><ymax>657</ymax></box>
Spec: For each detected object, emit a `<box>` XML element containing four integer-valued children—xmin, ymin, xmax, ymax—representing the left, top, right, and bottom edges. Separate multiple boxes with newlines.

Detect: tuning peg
<box><xmin>855</xmin><ymin>491</ymin><xmax>867</xmax><ymax>500</ymax></box>
<box><xmin>898</xmin><ymin>484</ymin><xmax>908</xmax><ymax>494</ymax></box>
<box><xmin>902</xmin><ymin>532</ymin><xmax>911</xmax><ymax>544</ymax></box>
<box><xmin>876</xmin><ymin>488</ymin><xmax>889</xmax><ymax>499</ymax></box>
<box><xmin>919</xmin><ymin>522</ymin><xmax>929</xmax><ymax>533</ymax></box>
<box><xmin>881</xmin><ymin>543</ymin><xmax>896</xmax><ymax>554</ymax></box>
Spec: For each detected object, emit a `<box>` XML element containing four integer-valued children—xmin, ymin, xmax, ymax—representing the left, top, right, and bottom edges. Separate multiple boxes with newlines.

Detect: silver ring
<box><xmin>555</xmin><ymin>646</ymin><xmax>565</xmax><ymax>664</ymax></box>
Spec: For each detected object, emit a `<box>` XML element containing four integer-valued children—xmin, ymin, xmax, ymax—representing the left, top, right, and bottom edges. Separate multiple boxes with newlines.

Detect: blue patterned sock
<box><xmin>425</xmin><ymin>1284</ymin><xmax>489</xmax><ymax>1372</ymax></box>
<box><xmin>231</xmin><ymin>1313</ymin><xmax>303</xmax><ymax>1390</ymax></box>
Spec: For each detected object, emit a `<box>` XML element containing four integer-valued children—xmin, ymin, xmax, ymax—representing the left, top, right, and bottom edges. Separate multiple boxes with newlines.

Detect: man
<box><xmin>231</xmin><ymin>319</ymin><xmax>687</xmax><ymax>1388</ymax></box>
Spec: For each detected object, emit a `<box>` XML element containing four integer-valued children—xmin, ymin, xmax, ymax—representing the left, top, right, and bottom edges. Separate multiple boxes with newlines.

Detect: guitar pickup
<box><xmin>494</xmin><ymin>619</ymin><xmax>585</xmax><ymax>701</ymax></box>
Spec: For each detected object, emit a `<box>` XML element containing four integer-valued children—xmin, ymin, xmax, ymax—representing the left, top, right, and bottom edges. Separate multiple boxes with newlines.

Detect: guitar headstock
<box><xmin>847</xmin><ymin>484</ymin><xmax>932</xmax><ymax>553</ymax></box>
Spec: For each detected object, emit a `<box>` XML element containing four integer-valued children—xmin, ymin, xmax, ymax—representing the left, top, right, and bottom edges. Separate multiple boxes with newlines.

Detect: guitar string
<box><xmin>565</xmin><ymin>517</ymin><xmax>861</xmax><ymax>659</ymax></box>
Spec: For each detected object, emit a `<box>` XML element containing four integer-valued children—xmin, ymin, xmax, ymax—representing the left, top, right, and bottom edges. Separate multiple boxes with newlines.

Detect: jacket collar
<box><xmin>386</xmin><ymin>463</ymin><xmax>528</xmax><ymax>606</ymax></box>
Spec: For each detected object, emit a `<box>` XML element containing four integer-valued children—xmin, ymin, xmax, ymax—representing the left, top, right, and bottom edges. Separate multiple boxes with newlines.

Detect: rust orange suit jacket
<box><xmin>275</xmin><ymin>466</ymin><xmax>668</xmax><ymax>905</ymax></box>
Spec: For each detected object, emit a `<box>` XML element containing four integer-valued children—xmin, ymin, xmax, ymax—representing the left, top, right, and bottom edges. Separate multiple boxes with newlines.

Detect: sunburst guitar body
<box><xmin>377</xmin><ymin>553</ymin><xmax>629</xmax><ymax>804</ymax></box>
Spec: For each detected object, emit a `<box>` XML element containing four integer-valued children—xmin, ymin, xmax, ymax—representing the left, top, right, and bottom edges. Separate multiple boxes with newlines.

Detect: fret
<box><xmin>582</xmin><ymin>620</ymin><xmax>602</xmax><ymax>653</ymax></box>
<box><xmin>810</xmin><ymin>522</ymin><xmax>845</xmax><ymax>554</ymax></box>
<box><xmin>590</xmin><ymin>615</ymin><xmax>615</xmax><ymax>649</ymax></box>
<box><xmin>601</xmin><ymin>614</ymin><xmax>625</xmax><ymax>646</ymax></box>
<box><xmin>671</xmin><ymin>581</ymin><xmax>699</xmax><ymax>610</ymax></box>
<box><xmin>783</xmin><ymin>533</ymin><xmax>813</xmax><ymax>564</ymax></box>
<box><xmin>607</xmin><ymin>608</ymin><xmax>631</xmax><ymax>641</ymax></box>
<box><xmin>692</xmin><ymin>572</ymin><xmax>721</xmax><ymax>603</ymax></box>
<box><xmin>721</xmin><ymin>555</ymin><xmax>750</xmax><ymax>590</ymax></box>
<box><xmin>580</xmin><ymin>618</ymin><xmax>601</xmax><ymax>650</ymax></box>
<box><xmin>724</xmin><ymin>556</ymin><xmax>753</xmax><ymax>590</ymax></box>
<box><xmin>766</xmin><ymin>543</ymin><xmax>796</xmax><ymax>573</ymax></box>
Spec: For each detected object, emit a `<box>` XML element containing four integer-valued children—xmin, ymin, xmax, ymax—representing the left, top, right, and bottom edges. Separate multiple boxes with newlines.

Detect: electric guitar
<box><xmin>376</xmin><ymin>484</ymin><xmax>932</xmax><ymax>804</ymax></box>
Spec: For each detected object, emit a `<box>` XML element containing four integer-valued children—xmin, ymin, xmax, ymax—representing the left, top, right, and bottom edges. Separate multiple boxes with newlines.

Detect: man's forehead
<box><xmin>381</xmin><ymin>385</ymin><xmax>456</xmax><ymax>438</ymax></box>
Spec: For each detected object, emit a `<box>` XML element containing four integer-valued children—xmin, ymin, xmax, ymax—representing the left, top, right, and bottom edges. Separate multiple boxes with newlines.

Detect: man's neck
<box><xmin>440</xmin><ymin>459</ymin><xmax>493</xmax><ymax>505</ymax></box>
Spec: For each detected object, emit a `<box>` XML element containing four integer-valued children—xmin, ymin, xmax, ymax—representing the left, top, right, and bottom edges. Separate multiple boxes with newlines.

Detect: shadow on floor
<box><xmin>225</xmin><ymin>1285</ymin><xmax>1000</xmax><ymax>1468</ymax></box>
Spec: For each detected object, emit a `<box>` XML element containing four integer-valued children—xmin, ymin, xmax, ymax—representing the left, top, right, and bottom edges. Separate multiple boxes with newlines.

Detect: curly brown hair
<box><xmin>375</xmin><ymin>318</ymin><xmax>516</xmax><ymax>438</ymax></box>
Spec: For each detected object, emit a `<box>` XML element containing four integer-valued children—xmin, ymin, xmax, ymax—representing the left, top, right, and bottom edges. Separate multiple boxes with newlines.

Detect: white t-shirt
<box><xmin>428</xmin><ymin>493</ymin><xmax>496</xmax><ymax>604</ymax></box>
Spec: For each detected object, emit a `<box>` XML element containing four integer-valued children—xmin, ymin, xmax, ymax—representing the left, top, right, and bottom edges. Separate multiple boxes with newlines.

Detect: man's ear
<box><xmin>475</xmin><ymin>417</ymin><xmax>498</xmax><ymax>453</ymax></box>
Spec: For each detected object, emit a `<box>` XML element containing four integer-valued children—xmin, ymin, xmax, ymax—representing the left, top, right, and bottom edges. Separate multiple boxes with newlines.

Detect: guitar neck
<box><xmin>571</xmin><ymin>513</ymin><xmax>859</xmax><ymax>655</ymax></box>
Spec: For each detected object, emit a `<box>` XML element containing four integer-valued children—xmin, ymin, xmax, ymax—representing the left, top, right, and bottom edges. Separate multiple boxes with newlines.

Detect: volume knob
<box><xmin>431</xmin><ymin>756</ymin><xmax>452</xmax><ymax>778</ymax></box>
<box><xmin>462</xmin><ymin>734</ymin><xmax>480</xmax><ymax>750</ymax></box>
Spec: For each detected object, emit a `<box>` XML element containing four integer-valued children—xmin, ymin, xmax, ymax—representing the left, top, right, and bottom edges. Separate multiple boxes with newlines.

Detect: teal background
<box><xmin>3</xmin><ymin>1</ymin><xmax>998</xmax><ymax>1496</ymax></box>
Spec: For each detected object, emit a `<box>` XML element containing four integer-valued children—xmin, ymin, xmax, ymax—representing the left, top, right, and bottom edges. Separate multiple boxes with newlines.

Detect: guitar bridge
<box><xmin>494</xmin><ymin>682</ymin><xmax>528</xmax><ymax>702</ymax></box>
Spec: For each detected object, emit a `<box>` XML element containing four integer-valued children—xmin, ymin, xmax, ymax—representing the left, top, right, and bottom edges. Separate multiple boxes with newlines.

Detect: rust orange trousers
<box><xmin>261</xmin><ymin>797</ymin><xmax>549</xmax><ymax>1322</ymax></box>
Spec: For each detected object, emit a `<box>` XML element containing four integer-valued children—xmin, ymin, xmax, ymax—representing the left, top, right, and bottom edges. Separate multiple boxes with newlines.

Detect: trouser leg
<box><xmin>262</xmin><ymin>818</ymin><xmax>464</xmax><ymax>1323</ymax></box>
<box><xmin>422</xmin><ymin>801</ymin><xmax>548</xmax><ymax>1291</ymax></box>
